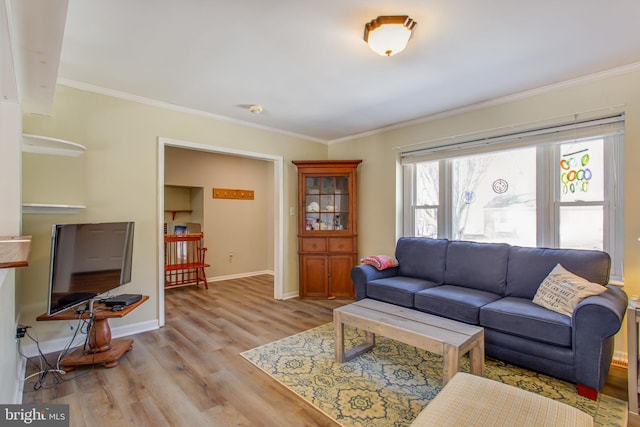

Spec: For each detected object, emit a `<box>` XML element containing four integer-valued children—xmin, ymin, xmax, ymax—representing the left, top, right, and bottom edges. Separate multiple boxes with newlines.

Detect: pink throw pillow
<box><xmin>360</xmin><ymin>255</ymin><xmax>399</xmax><ymax>271</ymax></box>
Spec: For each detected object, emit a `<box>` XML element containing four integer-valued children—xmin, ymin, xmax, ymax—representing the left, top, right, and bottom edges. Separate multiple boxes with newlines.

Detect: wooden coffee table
<box><xmin>334</xmin><ymin>298</ymin><xmax>484</xmax><ymax>385</ymax></box>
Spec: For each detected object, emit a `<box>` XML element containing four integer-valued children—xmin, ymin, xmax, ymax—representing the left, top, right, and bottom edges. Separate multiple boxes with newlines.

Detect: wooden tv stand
<box><xmin>36</xmin><ymin>295</ymin><xmax>148</xmax><ymax>370</ymax></box>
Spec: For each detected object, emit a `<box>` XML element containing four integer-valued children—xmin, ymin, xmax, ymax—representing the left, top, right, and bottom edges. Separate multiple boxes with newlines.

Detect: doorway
<box><xmin>157</xmin><ymin>137</ymin><xmax>284</xmax><ymax>326</ymax></box>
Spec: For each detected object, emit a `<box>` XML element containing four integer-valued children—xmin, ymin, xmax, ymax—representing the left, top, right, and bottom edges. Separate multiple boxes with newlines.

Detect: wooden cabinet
<box><xmin>293</xmin><ymin>160</ymin><xmax>362</xmax><ymax>298</ymax></box>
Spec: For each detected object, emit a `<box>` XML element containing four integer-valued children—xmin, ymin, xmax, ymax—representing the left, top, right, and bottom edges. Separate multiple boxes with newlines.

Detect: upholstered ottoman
<box><xmin>410</xmin><ymin>372</ymin><xmax>593</xmax><ymax>427</ymax></box>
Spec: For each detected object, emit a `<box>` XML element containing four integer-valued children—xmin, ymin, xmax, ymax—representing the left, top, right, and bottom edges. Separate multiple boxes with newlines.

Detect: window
<box><xmin>402</xmin><ymin>115</ymin><xmax>624</xmax><ymax>281</ymax></box>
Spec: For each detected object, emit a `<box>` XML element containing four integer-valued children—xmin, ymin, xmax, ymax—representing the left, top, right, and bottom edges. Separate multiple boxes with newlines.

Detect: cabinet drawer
<box><xmin>301</xmin><ymin>238</ymin><xmax>327</xmax><ymax>252</ymax></box>
<box><xmin>329</xmin><ymin>238</ymin><xmax>354</xmax><ymax>252</ymax></box>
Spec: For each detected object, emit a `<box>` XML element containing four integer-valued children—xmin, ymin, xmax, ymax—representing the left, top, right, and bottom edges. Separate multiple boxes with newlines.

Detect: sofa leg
<box><xmin>577</xmin><ymin>384</ymin><xmax>598</xmax><ymax>400</ymax></box>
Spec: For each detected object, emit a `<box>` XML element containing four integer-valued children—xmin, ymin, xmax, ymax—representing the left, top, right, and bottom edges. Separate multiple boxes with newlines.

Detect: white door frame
<box><xmin>157</xmin><ymin>137</ymin><xmax>284</xmax><ymax>327</ymax></box>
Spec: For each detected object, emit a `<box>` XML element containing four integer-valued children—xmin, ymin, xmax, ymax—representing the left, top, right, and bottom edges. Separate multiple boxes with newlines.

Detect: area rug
<box><xmin>240</xmin><ymin>323</ymin><xmax>627</xmax><ymax>427</ymax></box>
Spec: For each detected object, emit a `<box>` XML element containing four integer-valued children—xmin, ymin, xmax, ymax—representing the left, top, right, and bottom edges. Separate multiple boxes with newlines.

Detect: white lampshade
<box><xmin>364</xmin><ymin>16</ymin><xmax>417</xmax><ymax>57</ymax></box>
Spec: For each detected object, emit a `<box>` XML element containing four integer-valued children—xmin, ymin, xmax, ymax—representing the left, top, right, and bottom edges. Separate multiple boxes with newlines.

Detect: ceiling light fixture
<box><xmin>364</xmin><ymin>15</ymin><xmax>417</xmax><ymax>57</ymax></box>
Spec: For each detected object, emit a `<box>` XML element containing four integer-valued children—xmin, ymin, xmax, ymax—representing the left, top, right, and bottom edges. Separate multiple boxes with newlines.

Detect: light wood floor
<box><xmin>22</xmin><ymin>275</ymin><xmax>640</xmax><ymax>426</ymax></box>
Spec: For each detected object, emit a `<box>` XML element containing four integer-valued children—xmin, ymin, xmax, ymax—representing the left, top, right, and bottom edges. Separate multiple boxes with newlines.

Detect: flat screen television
<box><xmin>46</xmin><ymin>221</ymin><xmax>135</xmax><ymax>316</ymax></box>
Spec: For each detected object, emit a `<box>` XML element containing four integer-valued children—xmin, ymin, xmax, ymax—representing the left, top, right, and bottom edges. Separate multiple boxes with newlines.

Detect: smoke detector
<box><xmin>249</xmin><ymin>104</ymin><xmax>263</xmax><ymax>114</ymax></box>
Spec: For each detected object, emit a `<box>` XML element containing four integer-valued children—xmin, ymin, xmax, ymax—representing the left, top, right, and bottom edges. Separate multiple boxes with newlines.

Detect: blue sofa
<box><xmin>350</xmin><ymin>237</ymin><xmax>627</xmax><ymax>399</ymax></box>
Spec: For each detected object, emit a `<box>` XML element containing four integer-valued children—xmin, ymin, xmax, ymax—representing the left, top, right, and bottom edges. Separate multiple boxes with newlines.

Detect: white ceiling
<box><xmin>14</xmin><ymin>0</ymin><xmax>640</xmax><ymax>143</ymax></box>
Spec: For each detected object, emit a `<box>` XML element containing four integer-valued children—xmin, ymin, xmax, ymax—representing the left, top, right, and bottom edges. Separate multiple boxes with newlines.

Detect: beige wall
<box><xmin>16</xmin><ymin>67</ymin><xmax>640</xmax><ymax>359</ymax></box>
<box><xmin>164</xmin><ymin>186</ymin><xmax>200</xmax><ymax>223</ymax></box>
<box><xmin>329</xmin><ymin>67</ymin><xmax>640</xmax><ymax>358</ymax></box>
<box><xmin>164</xmin><ymin>146</ymin><xmax>273</xmax><ymax>277</ymax></box>
<box><xmin>18</xmin><ymin>85</ymin><xmax>327</xmax><ymax>345</ymax></box>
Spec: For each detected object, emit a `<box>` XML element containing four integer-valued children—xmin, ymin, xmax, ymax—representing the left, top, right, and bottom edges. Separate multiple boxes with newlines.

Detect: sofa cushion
<box><xmin>505</xmin><ymin>246</ymin><xmax>611</xmax><ymax>299</ymax></box>
<box><xmin>444</xmin><ymin>241</ymin><xmax>510</xmax><ymax>295</ymax></box>
<box><xmin>395</xmin><ymin>237</ymin><xmax>449</xmax><ymax>284</ymax></box>
<box><xmin>481</xmin><ymin>297</ymin><xmax>572</xmax><ymax>347</ymax></box>
<box><xmin>532</xmin><ymin>264</ymin><xmax>606</xmax><ymax>317</ymax></box>
<box><xmin>367</xmin><ymin>277</ymin><xmax>439</xmax><ymax>308</ymax></box>
<box><xmin>414</xmin><ymin>285</ymin><xmax>501</xmax><ymax>324</ymax></box>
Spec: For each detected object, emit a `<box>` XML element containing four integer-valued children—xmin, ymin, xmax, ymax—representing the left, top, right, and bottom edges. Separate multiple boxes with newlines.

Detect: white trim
<box><xmin>15</xmin><ymin>350</ymin><xmax>26</xmax><ymax>404</ymax></box>
<box><xmin>206</xmin><ymin>270</ymin><xmax>274</xmax><ymax>283</ymax></box>
<box><xmin>157</xmin><ymin>137</ymin><xmax>286</xmax><ymax>325</ymax></box>
<box><xmin>330</xmin><ymin>62</ymin><xmax>640</xmax><ymax>145</ymax></box>
<box><xmin>273</xmin><ymin>158</ymin><xmax>284</xmax><ymax>300</ymax></box>
<box><xmin>281</xmin><ymin>291</ymin><xmax>300</xmax><ymax>300</ymax></box>
<box><xmin>19</xmin><ymin>320</ymin><xmax>159</xmax><ymax>359</ymax></box>
<box><xmin>22</xmin><ymin>133</ymin><xmax>85</xmax><ymax>156</ymax></box>
<box><xmin>0</xmin><ymin>269</ymin><xmax>7</xmax><ymax>292</ymax></box>
<box><xmin>612</xmin><ymin>350</ymin><xmax>628</xmax><ymax>368</ymax></box>
<box><xmin>58</xmin><ymin>63</ymin><xmax>640</xmax><ymax>146</ymax></box>
<box><xmin>22</xmin><ymin>203</ymin><xmax>85</xmax><ymax>214</ymax></box>
<box><xmin>396</xmin><ymin>111</ymin><xmax>625</xmax><ymax>157</ymax></box>
<box><xmin>0</xmin><ymin>0</ymin><xmax>19</xmax><ymax>103</ymax></box>
<box><xmin>157</xmin><ymin>141</ymin><xmax>165</xmax><ymax>326</ymax></box>
<box><xmin>58</xmin><ymin>78</ymin><xmax>326</xmax><ymax>145</ymax></box>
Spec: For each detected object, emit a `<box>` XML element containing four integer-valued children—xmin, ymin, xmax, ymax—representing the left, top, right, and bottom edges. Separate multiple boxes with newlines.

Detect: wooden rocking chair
<box><xmin>164</xmin><ymin>232</ymin><xmax>210</xmax><ymax>289</ymax></box>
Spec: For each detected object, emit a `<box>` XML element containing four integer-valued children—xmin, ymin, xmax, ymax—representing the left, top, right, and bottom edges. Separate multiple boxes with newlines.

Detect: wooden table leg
<box><xmin>334</xmin><ymin>311</ymin><xmax>345</xmax><ymax>363</ymax></box>
<box><xmin>469</xmin><ymin>337</ymin><xmax>485</xmax><ymax>377</ymax></box>
<box><xmin>442</xmin><ymin>344</ymin><xmax>459</xmax><ymax>385</ymax></box>
<box><xmin>334</xmin><ymin>311</ymin><xmax>376</xmax><ymax>363</ymax></box>
<box><xmin>86</xmin><ymin>317</ymin><xmax>112</xmax><ymax>353</ymax></box>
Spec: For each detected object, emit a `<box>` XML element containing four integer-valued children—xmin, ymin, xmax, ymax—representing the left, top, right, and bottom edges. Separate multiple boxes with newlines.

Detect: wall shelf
<box><xmin>0</xmin><ymin>236</ymin><xmax>32</xmax><ymax>268</ymax></box>
<box><xmin>22</xmin><ymin>203</ymin><xmax>86</xmax><ymax>214</ymax></box>
<box><xmin>22</xmin><ymin>134</ymin><xmax>85</xmax><ymax>157</ymax></box>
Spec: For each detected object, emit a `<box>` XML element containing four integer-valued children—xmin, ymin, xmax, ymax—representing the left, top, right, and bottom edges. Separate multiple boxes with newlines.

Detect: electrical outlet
<box><xmin>16</xmin><ymin>325</ymin><xmax>30</xmax><ymax>339</ymax></box>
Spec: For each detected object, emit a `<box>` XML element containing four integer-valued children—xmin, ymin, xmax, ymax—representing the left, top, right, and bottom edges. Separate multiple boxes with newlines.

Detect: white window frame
<box><xmin>402</xmin><ymin>117</ymin><xmax>624</xmax><ymax>281</ymax></box>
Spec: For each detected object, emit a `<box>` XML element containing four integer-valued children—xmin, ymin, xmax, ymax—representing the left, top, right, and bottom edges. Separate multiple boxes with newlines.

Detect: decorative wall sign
<box><xmin>212</xmin><ymin>188</ymin><xmax>254</xmax><ymax>200</ymax></box>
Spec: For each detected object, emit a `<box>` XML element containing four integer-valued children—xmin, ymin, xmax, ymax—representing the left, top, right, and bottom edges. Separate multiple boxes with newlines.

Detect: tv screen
<box><xmin>46</xmin><ymin>222</ymin><xmax>135</xmax><ymax>316</ymax></box>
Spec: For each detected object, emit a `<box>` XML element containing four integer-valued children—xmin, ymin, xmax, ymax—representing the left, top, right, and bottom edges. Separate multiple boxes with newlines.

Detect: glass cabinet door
<box><xmin>304</xmin><ymin>175</ymin><xmax>350</xmax><ymax>231</ymax></box>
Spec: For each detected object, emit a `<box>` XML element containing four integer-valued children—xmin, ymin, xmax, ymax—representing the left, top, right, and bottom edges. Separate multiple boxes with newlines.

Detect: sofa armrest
<box><xmin>350</xmin><ymin>264</ymin><xmax>400</xmax><ymax>300</ymax></box>
<box><xmin>572</xmin><ymin>285</ymin><xmax>628</xmax><ymax>390</ymax></box>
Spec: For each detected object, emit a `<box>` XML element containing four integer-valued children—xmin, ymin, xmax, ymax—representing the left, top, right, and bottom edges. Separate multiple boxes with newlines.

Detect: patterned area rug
<box><xmin>240</xmin><ymin>323</ymin><xmax>627</xmax><ymax>427</ymax></box>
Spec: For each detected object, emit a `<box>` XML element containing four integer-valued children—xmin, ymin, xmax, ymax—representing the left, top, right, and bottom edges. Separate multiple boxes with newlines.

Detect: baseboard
<box><xmin>207</xmin><ymin>270</ymin><xmax>274</xmax><ymax>282</ymax></box>
<box><xmin>612</xmin><ymin>350</ymin><xmax>628</xmax><ymax>368</ymax></box>
<box><xmin>281</xmin><ymin>291</ymin><xmax>300</xmax><ymax>300</ymax></box>
<box><xmin>207</xmin><ymin>271</ymin><xmax>299</xmax><ymax>300</ymax></box>
<box><xmin>19</xmin><ymin>319</ymin><xmax>159</xmax><ymax>359</ymax></box>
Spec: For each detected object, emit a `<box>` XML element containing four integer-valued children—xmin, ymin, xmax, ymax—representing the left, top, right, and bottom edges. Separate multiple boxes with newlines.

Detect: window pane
<box><xmin>560</xmin><ymin>138</ymin><xmax>603</xmax><ymax>202</ymax></box>
<box><xmin>451</xmin><ymin>148</ymin><xmax>536</xmax><ymax>246</ymax></box>
<box><xmin>415</xmin><ymin>208</ymin><xmax>437</xmax><ymax>238</ymax></box>
<box><xmin>306</xmin><ymin>177</ymin><xmax>319</xmax><ymax>194</ymax></box>
<box><xmin>320</xmin><ymin>195</ymin><xmax>334</xmax><ymax>211</ymax></box>
<box><xmin>321</xmin><ymin>177</ymin><xmax>335</xmax><ymax>193</ymax></box>
<box><xmin>416</xmin><ymin>161</ymin><xmax>439</xmax><ymax>206</ymax></box>
<box><xmin>335</xmin><ymin>195</ymin><xmax>349</xmax><ymax>212</ymax></box>
<box><xmin>559</xmin><ymin>206</ymin><xmax>603</xmax><ymax>250</ymax></box>
<box><xmin>336</xmin><ymin>177</ymin><xmax>349</xmax><ymax>194</ymax></box>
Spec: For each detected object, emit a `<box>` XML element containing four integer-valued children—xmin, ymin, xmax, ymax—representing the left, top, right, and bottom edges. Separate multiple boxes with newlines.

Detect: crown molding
<box><xmin>55</xmin><ymin>78</ymin><xmax>327</xmax><ymax>145</ymax></box>
<box><xmin>329</xmin><ymin>61</ymin><xmax>640</xmax><ymax>145</ymax></box>
<box><xmin>55</xmin><ymin>61</ymin><xmax>640</xmax><ymax>147</ymax></box>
